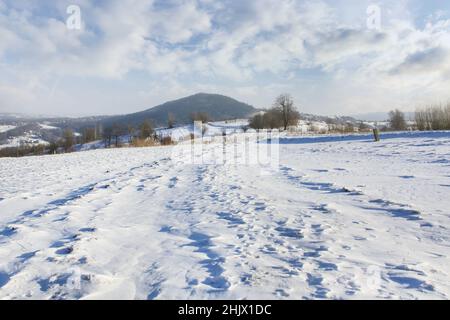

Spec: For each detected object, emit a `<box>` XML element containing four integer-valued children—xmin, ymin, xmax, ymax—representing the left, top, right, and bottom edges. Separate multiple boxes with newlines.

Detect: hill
<box><xmin>102</xmin><ymin>93</ymin><xmax>257</xmax><ymax>128</ymax></box>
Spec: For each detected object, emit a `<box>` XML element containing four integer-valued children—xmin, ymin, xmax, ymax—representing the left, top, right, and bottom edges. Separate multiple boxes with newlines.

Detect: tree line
<box><xmin>415</xmin><ymin>104</ymin><xmax>450</xmax><ymax>131</ymax></box>
<box><xmin>0</xmin><ymin>110</ymin><xmax>215</xmax><ymax>158</ymax></box>
<box><xmin>4</xmin><ymin>98</ymin><xmax>449</xmax><ymax>159</ymax></box>
<box><xmin>94</xmin><ymin>119</ymin><xmax>177</xmax><ymax>148</ymax></box>
<box><xmin>249</xmin><ymin>94</ymin><xmax>301</xmax><ymax>130</ymax></box>
<box><xmin>0</xmin><ymin>119</ymin><xmax>176</xmax><ymax>158</ymax></box>
<box><xmin>387</xmin><ymin>104</ymin><xmax>450</xmax><ymax>131</ymax></box>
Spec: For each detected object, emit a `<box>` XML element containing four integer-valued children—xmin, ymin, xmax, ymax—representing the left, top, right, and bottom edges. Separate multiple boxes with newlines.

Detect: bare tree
<box><xmin>139</xmin><ymin>120</ymin><xmax>154</xmax><ymax>139</ymax></box>
<box><xmin>111</xmin><ymin>123</ymin><xmax>125</xmax><ymax>147</ymax></box>
<box><xmin>168</xmin><ymin>113</ymin><xmax>176</xmax><ymax>129</ymax></box>
<box><xmin>48</xmin><ymin>141</ymin><xmax>60</xmax><ymax>154</ymax></box>
<box><xmin>388</xmin><ymin>109</ymin><xmax>407</xmax><ymax>131</ymax></box>
<box><xmin>127</xmin><ymin>124</ymin><xmax>134</xmax><ymax>143</ymax></box>
<box><xmin>103</xmin><ymin>126</ymin><xmax>113</xmax><ymax>148</ymax></box>
<box><xmin>63</xmin><ymin>129</ymin><xmax>75</xmax><ymax>152</ymax></box>
<box><xmin>83</xmin><ymin>127</ymin><xmax>96</xmax><ymax>144</ymax></box>
<box><xmin>445</xmin><ymin>103</ymin><xmax>450</xmax><ymax>129</ymax></box>
<box><xmin>265</xmin><ymin>108</ymin><xmax>284</xmax><ymax>129</ymax></box>
<box><xmin>415</xmin><ymin>108</ymin><xmax>428</xmax><ymax>131</ymax></box>
<box><xmin>431</xmin><ymin>106</ymin><xmax>444</xmax><ymax>130</ymax></box>
<box><xmin>273</xmin><ymin>94</ymin><xmax>300</xmax><ymax>130</ymax></box>
<box><xmin>249</xmin><ymin>107</ymin><xmax>288</xmax><ymax>130</ymax></box>
<box><xmin>95</xmin><ymin>123</ymin><xmax>103</xmax><ymax>140</ymax></box>
<box><xmin>249</xmin><ymin>113</ymin><xmax>265</xmax><ymax>130</ymax></box>
<box><xmin>415</xmin><ymin>103</ymin><xmax>450</xmax><ymax>131</ymax></box>
<box><xmin>190</xmin><ymin>112</ymin><xmax>209</xmax><ymax>123</ymax></box>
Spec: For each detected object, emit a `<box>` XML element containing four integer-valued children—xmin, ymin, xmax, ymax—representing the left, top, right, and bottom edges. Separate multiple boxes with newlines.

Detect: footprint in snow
<box><xmin>78</xmin><ymin>257</ymin><xmax>88</xmax><ymax>264</ymax></box>
<box><xmin>217</xmin><ymin>212</ymin><xmax>245</xmax><ymax>226</ymax></box>
<box><xmin>275</xmin><ymin>289</ymin><xmax>290</xmax><ymax>297</ymax></box>
<box><xmin>307</xmin><ymin>274</ymin><xmax>329</xmax><ymax>299</ymax></box>
<box><xmin>0</xmin><ymin>226</ymin><xmax>18</xmax><ymax>237</ymax></box>
<box><xmin>311</xmin><ymin>224</ymin><xmax>324</xmax><ymax>235</ymax></box>
<box><xmin>17</xmin><ymin>251</ymin><xmax>38</xmax><ymax>263</ymax></box>
<box><xmin>420</xmin><ymin>222</ymin><xmax>433</xmax><ymax>228</ymax></box>
<box><xmin>168</xmin><ymin>177</ymin><xmax>178</xmax><ymax>189</ymax></box>
<box><xmin>55</xmin><ymin>247</ymin><xmax>73</xmax><ymax>255</ymax></box>
<box><xmin>313</xmin><ymin>204</ymin><xmax>333</xmax><ymax>214</ymax></box>
<box><xmin>240</xmin><ymin>274</ymin><xmax>253</xmax><ymax>285</ymax></box>
<box><xmin>388</xmin><ymin>273</ymin><xmax>434</xmax><ymax>292</ymax></box>
<box><xmin>0</xmin><ymin>272</ymin><xmax>11</xmax><ymax>288</ymax></box>
<box><xmin>317</xmin><ymin>261</ymin><xmax>338</xmax><ymax>271</ymax></box>
<box><xmin>275</xmin><ymin>226</ymin><xmax>303</xmax><ymax>239</ymax></box>
<box><xmin>253</xmin><ymin>202</ymin><xmax>267</xmax><ymax>211</ymax></box>
<box><xmin>304</xmin><ymin>251</ymin><xmax>321</xmax><ymax>258</ymax></box>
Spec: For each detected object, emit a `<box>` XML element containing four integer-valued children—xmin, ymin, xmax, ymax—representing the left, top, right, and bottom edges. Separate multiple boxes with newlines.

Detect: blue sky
<box><xmin>0</xmin><ymin>0</ymin><xmax>449</xmax><ymax>116</ymax></box>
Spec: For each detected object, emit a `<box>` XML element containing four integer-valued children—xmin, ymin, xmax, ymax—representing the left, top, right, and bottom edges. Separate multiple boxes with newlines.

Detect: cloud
<box><xmin>310</xmin><ymin>29</ymin><xmax>389</xmax><ymax>70</ymax></box>
<box><xmin>0</xmin><ymin>0</ymin><xmax>450</xmax><ymax>115</ymax></box>
<box><xmin>391</xmin><ymin>47</ymin><xmax>450</xmax><ymax>75</ymax></box>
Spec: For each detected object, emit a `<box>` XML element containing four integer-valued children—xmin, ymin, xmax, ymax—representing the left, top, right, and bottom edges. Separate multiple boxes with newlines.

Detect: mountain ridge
<box><xmin>101</xmin><ymin>93</ymin><xmax>258</xmax><ymax>128</ymax></box>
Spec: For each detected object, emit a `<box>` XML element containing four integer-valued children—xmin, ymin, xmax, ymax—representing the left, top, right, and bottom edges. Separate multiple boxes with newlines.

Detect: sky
<box><xmin>0</xmin><ymin>0</ymin><xmax>450</xmax><ymax>117</ymax></box>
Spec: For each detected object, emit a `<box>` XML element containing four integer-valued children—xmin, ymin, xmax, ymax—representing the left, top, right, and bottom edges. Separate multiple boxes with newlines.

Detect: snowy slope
<box><xmin>38</xmin><ymin>123</ymin><xmax>60</xmax><ymax>130</ymax></box>
<box><xmin>0</xmin><ymin>134</ymin><xmax>50</xmax><ymax>150</ymax></box>
<box><xmin>156</xmin><ymin>120</ymin><xmax>249</xmax><ymax>142</ymax></box>
<box><xmin>0</xmin><ymin>125</ymin><xmax>16</xmax><ymax>134</ymax></box>
<box><xmin>0</xmin><ymin>132</ymin><xmax>449</xmax><ymax>299</ymax></box>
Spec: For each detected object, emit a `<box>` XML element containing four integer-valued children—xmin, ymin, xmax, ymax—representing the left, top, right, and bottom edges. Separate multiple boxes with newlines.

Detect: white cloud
<box><xmin>392</xmin><ymin>47</ymin><xmax>450</xmax><ymax>75</ymax></box>
<box><xmin>0</xmin><ymin>0</ymin><xmax>450</xmax><ymax>115</ymax></box>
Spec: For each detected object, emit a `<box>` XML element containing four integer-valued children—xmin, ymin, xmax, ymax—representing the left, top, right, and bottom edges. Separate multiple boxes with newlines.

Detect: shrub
<box><xmin>131</xmin><ymin>138</ymin><xmax>158</xmax><ymax>148</ymax></box>
<box><xmin>160</xmin><ymin>136</ymin><xmax>174</xmax><ymax>146</ymax></box>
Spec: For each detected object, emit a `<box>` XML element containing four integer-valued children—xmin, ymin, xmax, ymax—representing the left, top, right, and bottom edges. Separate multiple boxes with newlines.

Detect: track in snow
<box><xmin>0</xmin><ymin>134</ymin><xmax>450</xmax><ymax>299</ymax></box>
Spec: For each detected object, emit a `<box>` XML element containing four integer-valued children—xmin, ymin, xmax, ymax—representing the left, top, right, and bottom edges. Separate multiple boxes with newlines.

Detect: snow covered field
<box><xmin>0</xmin><ymin>125</ymin><xmax>16</xmax><ymax>134</ymax></box>
<box><xmin>0</xmin><ymin>134</ymin><xmax>50</xmax><ymax>150</ymax></box>
<box><xmin>0</xmin><ymin>132</ymin><xmax>449</xmax><ymax>299</ymax></box>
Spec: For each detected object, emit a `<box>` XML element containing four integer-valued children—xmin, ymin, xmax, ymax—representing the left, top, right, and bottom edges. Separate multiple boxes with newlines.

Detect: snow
<box><xmin>280</xmin><ymin>130</ymin><xmax>450</xmax><ymax>144</ymax></box>
<box><xmin>157</xmin><ymin>125</ymin><xmax>194</xmax><ymax>141</ymax></box>
<box><xmin>39</xmin><ymin>123</ymin><xmax>59</xmax><ymax>130</ymax></box>
<box><xmin>0</xmin><ymin>132</ymin><xmax>449</xmax><ymax>299</ymax></box>
<box><xmin>75</xmin><ymin>140</ymin><xmax>105</xmax><ymax>152</ymax></box>
<box><xmin>156</xmin><ymin>120</ymin><xmax>249</xmax><ymax>142</ymax></box>
<box><xmin>0</xmin><ymin>134</ymin><xmax>50</xmax><ymax>150</ymax></box>
<box><xmin>0</xmin><ymin>125</ymin><xmax>16</xmax><ymax>133</ymax></box>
